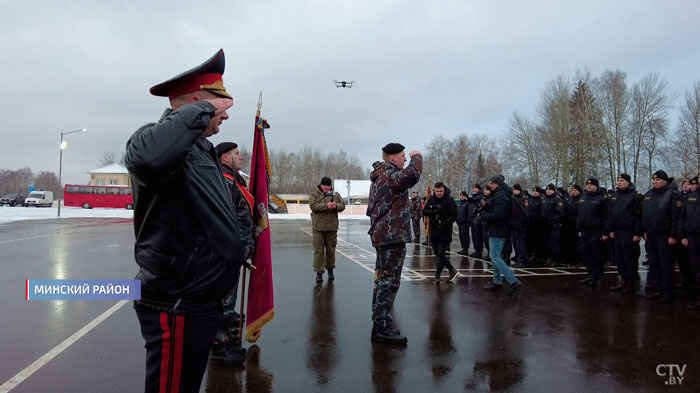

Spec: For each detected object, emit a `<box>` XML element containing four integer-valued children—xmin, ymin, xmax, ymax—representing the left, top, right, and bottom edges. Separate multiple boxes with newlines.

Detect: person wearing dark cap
<box><xmin>510</xmin><ymin>184</ymin><xmax>528</xmax><ymax>267</ymax></box>
<box><xmin>309</xmin><ymin>177</ymin><xmax>346</xmax><ymax>282</ymax></box>
<box><xmin>676</xmin><ymin>178</ymin><xmax>696</xmax><ymax>298</ymax></box>
<box><xmin>576</xmin><ymin>178</ymin><xmax>610</xmax><ymax>287</ymax></box>
<box><xmin>526</xmin><ymin>187</ymin><xmax>545</xmax><ymax>265</ymax></box>
<box><xmin>207</xmin><ymin>141</ymin><xmax>254</xmax><ymax>366</ymax></box>
<box><xmin>423</xmin><ymin>182</ymin><xmax>459</xmax><ymax>283</ymax></box>
<box><xmin>640</xmin><ymin>170</ymin><xmax>683</xmax><ymax>303</ymax></box>
<box><xmin>367</xmin><ymin>143</ymin><xmax>422</xmax><ymax>344</ymax></box>
<box><xmin>456</xmin><ymin>190</ymin><xmax>471</xmax><ymax>255</ymax></box>
<box><xmin>126</xmin><ymin>49</ymin><xmax>243</xmax><ymax>392</ymax></box>
<box><xmin>541</xmin><ymin>183</ymin><xmax>565</xmax><ymax>266</ymax></box>
<box><xmin>409</xmin><ymin>191</ymin><xmax>423</xmax><ymax>244</ymax></box>
<box><xmin>680</xmin><ymin>176</ymin><xmax>700</xmax><ymax>310</ymax></box>
<box><xmin>562</xmin><ymin>185</ymin><xmax>583</xmax><ymax>266</ymax></box>
<box><xmin>468</xmin><ymin>184</ymin><xmax>485</xmax><ymax>258</ymax></box>
<box><xmin>481</xmin><ymin>175</ymin><xmax>523</xmax><ymax>295</ymax></box>
<box><xmin>607</xmin><ymin>174</ymin><xmax>643</xmax><ymax>294</ymax></box>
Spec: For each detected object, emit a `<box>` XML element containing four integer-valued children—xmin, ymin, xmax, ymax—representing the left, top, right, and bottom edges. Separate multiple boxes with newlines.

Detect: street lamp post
<box><xmin>58</xmin><ymin>128</ymin><xmax>87</xmax><ymax>217</ymax></box>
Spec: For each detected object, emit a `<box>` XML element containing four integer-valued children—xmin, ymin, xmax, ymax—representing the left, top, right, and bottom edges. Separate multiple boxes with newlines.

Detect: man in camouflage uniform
<box><xmin>409</xmin><ymin>191</ymin><xmax>423</xmax><ymax>243</ymax></box>
<box><xmin>211</xmin><ymin>142</ymin><xmax>255</xmax><ymax>366</ymax></box>
<box><xmin>367</xmin><ymin>143</ymin><xmax>422</xmax><ymax>344</ymax></box>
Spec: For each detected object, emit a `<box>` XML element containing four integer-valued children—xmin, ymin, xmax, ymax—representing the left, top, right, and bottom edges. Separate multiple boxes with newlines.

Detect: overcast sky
<box><xmin>2</xmin><ymin>0</ymin><xmax>700</xmax><ymax>185</ymax></box>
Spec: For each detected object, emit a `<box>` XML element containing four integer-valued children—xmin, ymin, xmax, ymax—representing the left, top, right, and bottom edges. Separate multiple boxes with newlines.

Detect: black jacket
<box><xmin>480</xmin><ymin>184</ymin><xmax>513</xmax><ymax>238</ymax></box>
<box><xmin>577</xmin><ymin>189</ymin><xmax>609</xmax><ymax>233</ymax></box>
<box><xmin>456</xmin><ymin>199</ymin><xmax>469</xmax><ymax>224</ymax></box>
<box><xmin>566</xmin><ymin>193</ymin><xmax>581</xmax><ymax>224</ymax></box>
<box><xmin>640</xmin><ymin>182</ymin><xmax>683</xmax><ymax>237</ymax></box>
<box><xmin>528</xmin><ymin>195</ymin><xmax>543</xmax><ymax>223</ymax></box>
<box><xmin>223</xmin><ymin>164</ymin><xmax>255</xmax><ymax>260</ymax></box>
<box><xmin>680</xmin><ymin>191</ymin><xmax>700</xmax><ymax>236</ymax></box>
<box><xmin>467</xmin><ymin>191</ymin><xmax>484</xmax><ymax>223</ymax></box>
<box><xmin>126</xmin><ymin>102</ymin><xmax>243</xmax><ymax>308</ymax></box>
<box><xmin>608</xmin><ymin>185</ymin><xmax>642</xmax><ymax>234</ymax></box>
<box><xmin>423</xmin><ymin>187</ymin><xmax>458</xmax><ymax>243</ymax></box>
<box><xmin>542</xmin><ymin>193</ymin><xmax>565</xmax><ymax>223</ymax></box>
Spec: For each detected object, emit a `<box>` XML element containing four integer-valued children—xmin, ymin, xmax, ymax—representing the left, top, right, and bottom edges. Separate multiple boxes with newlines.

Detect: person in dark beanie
<box><xmin>456</xmin><ymin>190</ymin><xmax>471</xmax><ymax>255</ymax></box>
<box><xmin>542</xmin><ymin>183</ymin><xmax>565</xmax><ymax>266</ymax></box>
<box><xmin>527</xmin><ymin>186</ymin><xmax>545</xmax><ymax>265</ymax></box>
<box><xmin>681</xmin><ymin>176</ymin><xmax>700</xmax><ymax>310</ymax></box>
<box><xmin>469</xmin><ymin>184</ymin><xmax>485</xmax><ymax>258</ymax></box>
<box><xmin>309</xmin><ymin>176</ymin><xmax>346</xmax><ymax>283</ymax></box>
<box><xmin>577</xmin><ymin>178</ymin><xmax>610</xmax><ymax>287</ymax></box>
<box><xmin>480</xmin><ymin>175</ymin><xmax>523</xmax><ymax>295</ymax></box>
<box><xmin>640</xmin><ymin>170</ymin><xmax>683</xmax><ymax>303</ymax></box>
<box><xmin>511</xmin><ymin>183</ymin><xmax>528</xmax><ymax>267</ymax></box>
<box><xmin>367</xmin><ymin>143</ymin><xmax>422</xmax><ymax>344</ymax></box>
<box><xmin>423</xmin><ymin>182</ymin><xmax>459</xmax><ymax>283</ymax></box>
<box><xmin>608</xmin><ymin>173</ymin><xmax>643</xmax><ymax>294</ymax></box>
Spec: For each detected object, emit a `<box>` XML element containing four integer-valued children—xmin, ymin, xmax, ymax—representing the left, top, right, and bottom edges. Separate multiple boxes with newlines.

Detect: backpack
<box><xmin>510</xmin><ymin>195</ymin><xmax>529</xmax><ymax>230</ymax></box>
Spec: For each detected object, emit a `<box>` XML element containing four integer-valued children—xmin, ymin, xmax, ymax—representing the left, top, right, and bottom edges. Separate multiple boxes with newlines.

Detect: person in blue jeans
<box><xmin>479</xmin><ymin>175</ymin><xmax>523</xmax><ymax>296</ymax></box>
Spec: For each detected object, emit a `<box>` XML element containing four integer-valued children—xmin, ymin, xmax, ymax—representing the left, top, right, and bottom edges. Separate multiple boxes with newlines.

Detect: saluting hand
<box><xmin>203</xmin><ymin>98</ymin><xmax>234</xmax><ymax>116</ymax></box>
<box><xmin>409</xmin><ymin>150</ymin><xmax>422</xmax><ymax>158</ymax></box>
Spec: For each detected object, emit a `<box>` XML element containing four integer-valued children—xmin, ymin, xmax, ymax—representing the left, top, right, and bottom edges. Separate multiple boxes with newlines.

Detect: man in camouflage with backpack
<box><xmin>367</xmin><ymin>143</ymin><xmax>422</xmax><ymax>344</ymax></box>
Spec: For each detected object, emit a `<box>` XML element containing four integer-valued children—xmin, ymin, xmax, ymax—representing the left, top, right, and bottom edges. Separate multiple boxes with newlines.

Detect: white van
<box><xmin>25</xmin><ymin>191</ymin><xmax>54</xmax><ymax>207</ymax></box>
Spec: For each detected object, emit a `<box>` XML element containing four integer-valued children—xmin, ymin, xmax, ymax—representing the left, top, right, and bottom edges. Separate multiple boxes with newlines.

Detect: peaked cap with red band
<box><xmin>149</xmin><ymin>49</ymin><xmax>231</xmax><ymax>99</ymax></box>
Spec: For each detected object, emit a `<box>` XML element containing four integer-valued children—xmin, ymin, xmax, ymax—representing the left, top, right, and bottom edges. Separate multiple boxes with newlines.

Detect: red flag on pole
<box><xmin>245</xmin><ymin>95</ymin><xmax>274</xmax><ymax>343</ymax></box>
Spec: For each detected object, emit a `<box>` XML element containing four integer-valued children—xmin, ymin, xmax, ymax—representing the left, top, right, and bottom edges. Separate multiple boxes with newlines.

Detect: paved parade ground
<box><xmin>1</xmin><ymin>218</ymin><xmax>699</xmax><ymax>392</ymax></box>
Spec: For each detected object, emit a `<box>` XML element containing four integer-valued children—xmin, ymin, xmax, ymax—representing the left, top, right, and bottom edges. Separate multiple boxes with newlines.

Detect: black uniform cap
<box><xmin>546</xmin><ymin>183</ymin><xmax>556</xmax><ymax>191</ymax></box>
<box><xmin>586</xmin><ymin>178</ymin><xmax>600</xmax><ymax>187</ymax></box>
<box><xmin>382</xmin><ymin>143</ymin><xmax>405</xmax><ymax>154</ymax></box>
<box><xmin>215</xmin><ymin>142</ymin><xmax>238</xmax><ymax>156</ymax></box>
<box><xmin>149</xmin><ymin>49</ymin><xmax>231</xmax><ymax>99</ymax></box>
<box><xmin>652</xmin><ymin>170</ymin><xmax>669</xmax><ymax>181</ymax></box>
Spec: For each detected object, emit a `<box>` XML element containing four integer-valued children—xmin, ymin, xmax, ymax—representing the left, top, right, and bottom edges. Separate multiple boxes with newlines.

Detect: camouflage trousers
<box><xmin>212</xmin><ymin>266</ymin><xmax>242</xmax><ymax>348</ymax></box>
<box><xmin>372</xmin><ymin>243</ymin><xmax>406</xmax><ymax>329</ymax></box>
<box><xmin>412</xmin><ymin>218</ymin><xmax>421</xmax><ymax>243</ymax></box>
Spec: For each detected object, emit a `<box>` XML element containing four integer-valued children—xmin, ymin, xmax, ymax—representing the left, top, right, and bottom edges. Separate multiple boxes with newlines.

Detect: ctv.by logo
<box><xmin>656</xmin><ymin>364</ymin><xmax>686</xmax><ymax>385</ymax></box>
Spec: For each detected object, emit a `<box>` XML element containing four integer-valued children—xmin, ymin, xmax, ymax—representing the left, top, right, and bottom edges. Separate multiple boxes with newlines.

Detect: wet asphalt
<box><xmin>0</xmin><ymin>218</ymin><xmax>698</xmax><ymax>392</ymax></box>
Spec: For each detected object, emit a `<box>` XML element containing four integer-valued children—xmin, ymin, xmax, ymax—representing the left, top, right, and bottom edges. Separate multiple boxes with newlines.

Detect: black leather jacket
<box><xmin>126</xmin><ymin>102</ymin><xmax>242</xmax><ymax>309</ymax></box>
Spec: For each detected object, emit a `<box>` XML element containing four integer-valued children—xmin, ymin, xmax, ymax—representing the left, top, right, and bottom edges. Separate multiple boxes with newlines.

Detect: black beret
<box><xmin>572</xmin><ymin>184</ymin><xmax>582</xmax><ymax>192</ymax></box>
<box><xmin>546</xmin><ymin>183</ymin><xmax>556</xmax><ymax>191</ymax></box>
<box><xmin>215</xmin><ymin>142</ymin><xmax>238</xmax><ymax>156</ymax></box>
<box><xmin>513</xmin><ymin>183</ymin><xmax>522</xmax><ymax>191</ymax></box>
<box><xmin>382</xmin><ymin>143</ymin><xmax>405</xmax><ymax>154</ymax></box>
<box><xmin>460</xmin><ymin>190</ymin><xmax>468</xmax><ymax>196</ymax></box>
<box><xmin>473</xmin><ymin>183</ymin><xmax>482</xmax><ymax>190</ymax></box>
<box><xmin>618</xmin><ymin>173</ymin><xmax>631</xmax><ymax>183</ymax></box>
<box><xmin>533</xmin><ymin>186</ymin><xmax>544</xmax><ymax>194</ymax></box>
<box><xmin>586</xmin><ymin>178</ymin><xmax>600</xmax><ymax>187</ymax></box>
<box><xmin>652</xmin><ymin>170</ymin><xmax>669</xmax><ymax>181</ymax></box>
<box><xmin>320</xmin><ymin>177</ymin><xmax>332</xmax><ymax>186</ymax></box>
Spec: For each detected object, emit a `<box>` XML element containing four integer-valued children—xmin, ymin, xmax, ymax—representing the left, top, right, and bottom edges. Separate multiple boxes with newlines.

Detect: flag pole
<box><xmin>237</xmin><ymin>90</ymin><xmax>263</xmax><ymax>345</ymax></box>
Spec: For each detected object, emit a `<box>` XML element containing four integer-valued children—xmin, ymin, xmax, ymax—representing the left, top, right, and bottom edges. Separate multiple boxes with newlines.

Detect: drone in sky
<box><xmin>334</xmin><ymin>80</ymin><xmax>355</xmax><ymax>88</ymax></box>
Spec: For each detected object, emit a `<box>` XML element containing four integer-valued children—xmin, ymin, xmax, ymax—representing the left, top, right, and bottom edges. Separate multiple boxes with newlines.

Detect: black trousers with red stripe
<box><xmin>135</xmin><ymin>303</ymin><xmax>222</xmax><ymax>393</ymax></box>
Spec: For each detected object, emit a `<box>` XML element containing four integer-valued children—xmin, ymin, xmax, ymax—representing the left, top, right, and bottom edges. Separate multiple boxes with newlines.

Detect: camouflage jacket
<box><xmin>366</xmin><ymin>155</ymin><xmax>422</xmax><ymax>247</ymax></box>
<box><xmin>222</xmin><ymin>165</ymin><xmax>255</xmax><ymax>260</ymax></box>
<box><xmin>410</xmin><ymin>198</ymin><xmax>423</xmax><ymax>220</ymax></box>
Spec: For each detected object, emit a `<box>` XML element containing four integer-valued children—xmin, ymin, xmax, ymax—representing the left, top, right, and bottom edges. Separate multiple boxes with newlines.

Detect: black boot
<box><xmin>448</xmin><ymin>269</ymin><xmax>458</xmax><ymax>283</ymax></box>
<box><xmin>610</xmin><ymin>279</ymin><xmax>626</xmax><ymax>291</ymax></box>
<box><xmin>483</xmin><ymin>282</ymin><xmax>503</xmax><ymax>291</ymax></box>
<box><xmin>210</xmin><ymin>344</ymin><xmax>247</xmax><ymax>366</ymax></box>
<box><xmin>316</xmin><ymin>272</ymin><xmax>323</xmax><ymax>283</ymax></box>
<box><xmin>621</xmin><ymin>280</ymin><xmax>634</xmax><ymax>294</ymax></box>
<box><xmin>327</xmin><ymin>268</ymin><xmax>334</xmax><ymax>281</ymax></box>
<box><xmin>434</xmin><ymin>271</ymin><xmax>442</xmax><ymax>284</ymax></box>
<box><xmin>371</xmin><ymin>326</ymin><xmax>408</xmax><ymax>345</ymax></box>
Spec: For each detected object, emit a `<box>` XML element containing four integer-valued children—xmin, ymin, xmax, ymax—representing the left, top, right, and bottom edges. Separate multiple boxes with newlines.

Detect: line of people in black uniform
<box><xmin>425</xmin><ymin>171</ymin><xmax>700</xmax><ymax>309</ymax></box>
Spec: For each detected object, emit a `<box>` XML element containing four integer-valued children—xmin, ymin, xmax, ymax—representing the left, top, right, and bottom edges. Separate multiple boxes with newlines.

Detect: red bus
<box><xmin>64</xmin><ymin>184</ymin><xmax>134</xmax><ymax>209</ymax></box>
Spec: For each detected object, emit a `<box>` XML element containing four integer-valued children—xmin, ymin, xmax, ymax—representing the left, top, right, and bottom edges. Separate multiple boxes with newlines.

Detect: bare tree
<box><xmin>569</xmin><ymin>78</ymin><xmax>605</xmax><ymax>186</ymax></box>
<box><xmin>98</xmin><ymin>150</ymin><xmax>126</xmax><ymax>167</ymax></box>
<box><xmin>538</xmin><ymin>75</ymin><xmax>572</xmax><ymax>186</ymax></box>
<box><xmin>34</xmin><ymin>171</ymin><xmax>61</xmax><ymax>196</ymax></box>
<box><xmin>676</xmin><ymin>81</ymin><xmax>700</xmax><ymax>173</ymax></box>
<box><xmin>594</xmin><ymin>70</ymin><xmax>629</xmax><ymax>185</ymax></box>
<box><xmin>505</xmin><ymin>112</ymin><xmax>543</xmax><ymax>187</ymax></box>
<box><xmin>628</xmin><ymin>73</ymin><xmax>671</xmax><ymax>184</ymax></box>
